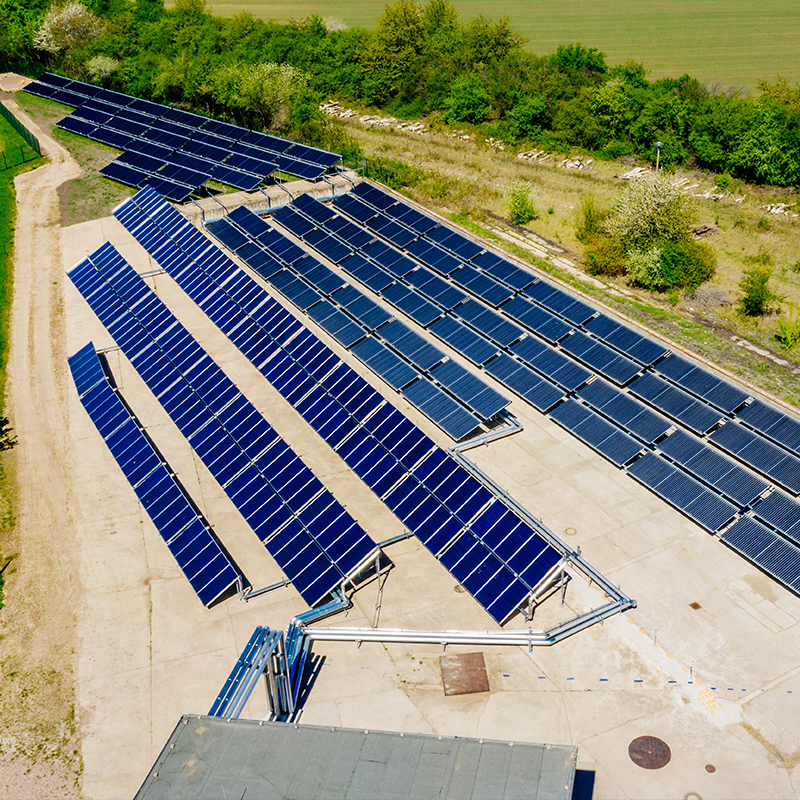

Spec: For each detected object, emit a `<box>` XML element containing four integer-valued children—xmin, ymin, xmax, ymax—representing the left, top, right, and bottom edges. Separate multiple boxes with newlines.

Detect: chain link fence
<box><xmin>0</xmin><ymin>100</ymin><xmax>41</xmax><ymax>171</ymax></box>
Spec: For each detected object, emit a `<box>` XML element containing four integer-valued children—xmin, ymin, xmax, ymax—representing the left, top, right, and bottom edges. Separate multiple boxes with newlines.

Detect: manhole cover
<box><xmin>628</xmin><ymin>736</ymin><xmax>671</xmax><ymax>769</ymax></box>
<box><xmin>684</xmin><ymin>793</ymin><xmax>703</xmax><ymax>800</ymax></box>
<box><xmin>705</xmin><ymin>764</ymin><xmax>716</xmax><ymax>773</ymax></box>
<box><xmin>440</xmin><ymin>652</ymin><xmax>490</xmax><ymax>696</ymax></box>
<box><xmin>453</xmin><ymin>584</ymin><xmax>466</xmax><ymax>593</ymax></box>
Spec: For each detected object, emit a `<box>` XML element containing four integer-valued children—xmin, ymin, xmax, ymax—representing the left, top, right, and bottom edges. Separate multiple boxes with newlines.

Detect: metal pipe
<box><xmin>241</xmin><ymin>578</ymin><xmax>291</xmax><ymax>602</ymax></box>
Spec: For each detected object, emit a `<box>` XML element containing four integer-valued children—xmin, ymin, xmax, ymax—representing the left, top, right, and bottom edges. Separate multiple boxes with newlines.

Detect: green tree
<box><xmin>444</xmin><ymin>74</ymin><xmax>489</xmax><ymax>124</ymax></box>
<box><xmin>739</xmin><ymin>264</ymin><xmax>779</xmax><ymax>316</ymax></box>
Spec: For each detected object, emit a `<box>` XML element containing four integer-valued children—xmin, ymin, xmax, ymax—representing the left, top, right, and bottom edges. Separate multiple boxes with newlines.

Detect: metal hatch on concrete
<box><xmin>135</xmin><ymin>715</ymin><xmax>577</xmax><ymax>800</ymax></box>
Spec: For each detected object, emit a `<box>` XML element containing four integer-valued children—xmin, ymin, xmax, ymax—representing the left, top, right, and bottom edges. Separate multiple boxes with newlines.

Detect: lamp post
<box><xmin>655</xmin><ymin>141</ymin><xmax>663</xmax><ymax>172</ymax></box>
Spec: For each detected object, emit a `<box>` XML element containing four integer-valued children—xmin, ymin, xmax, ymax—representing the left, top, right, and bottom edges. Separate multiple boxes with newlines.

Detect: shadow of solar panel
<box><xmin>456</xmin><ymin>299</ymin><xmax>524</xmax><ymax>348</ymax></box>
<box><xmin>428</xmin><ymin>316</ymin><xmax>497</xmax><ymax>366</ymax></box>
<box><xmin>402</xmin><ymin>379</ymin><xmax>481</xmax><ymax>440</ymax></box>
<box><xmin>100</xmin><ymin>161</ymin><xmax>148</xmax><ymax>188</ymax></box>
<box><xmin>340</xmin><ymin>254</ymin><xmax>396</xmax><ymax>293</ymax></box>
<box><xmin>483</xmin><ymin>353</ymin><xmax>564</xmax><ymax>412</ymax></box>
<box><xmin>525</xmin><ymin>280</ymin><xmax>595</xmax><ymax>325</ymax></box>
<box><xmin>450</xmin><ymin>266</ymin><xmax>513</xmax><ymax>308</ymax></box>
<box><xmin>382</xmin><ymin>282</ymin><xmax>442</xmax><ymax>327</ymax></box>
<box><xmin>501</xmin><ymin>296</ymin><xmax>571</xmax><ymax>344</ymax></box>
<box><xmin>431</xmin><ymin>360</ymin><xmax>509</xmax><ymax>420</ymax></box>
<box><xmin>709</xmin><ymin>422</ymin><xmax>800</xmax><ymax>493</ymax></box>
<box><xmin>560</xmin><ymin>330</ymin><xmax>642</xmax><ymax>386</ymax></box>
<box><xmin>470</xmin><ymin>251</ymin><xmax>535</xmax><ymax>291</ymax></box>
<box><xmin>629</xmin><ymin>373</ymin><xmax>722</xmax><ymax>435</ymax></box>
<box><xmin>659</xmin><ymin>429</ymin><xmax>768</xmax><ymax>506</ymax></box>
<box><xmin>406</xmin><ymin>238</ymin><xmax>462</xmax><ymax>276</ymax></box>
<box><xmin>655</xmin><ymin>353</ymin><xmax>749</xmax><ymax>412</ymax></box>
<box><xmin>351</xmin><ymin>337</ymin><xmax>417</xmax><ymax>389</ymax></box>
<box><xmin>752</xmin><ymin>492</ymin><xmax>800</xmax><ymax>543</ymax></box>
<box><xmin>550</xmin><ymin>399</ymin><xmax>643</xmax><ymax>466</ymax></box>
<box><xmin>510</xmin><ymin>337</ymin><xmax>591</xmax><ymax>391</ymax></box>
<box><xmin>404</xmin><ymin>267</ymin><xmax>466</xmax><ymax>310</ymax></box>
<box><xmin>331</xmin><ymin>285</ymin><xmax>392</xmax><ymax>330</ymax></box>
<box><xmin>306</xmin><ymin>300</ymin><xmax>367</xmax><ymax>348</ymax></box>
<box><xmin>378</xmin><ymin>319</ymin><xmax>445</xmax><ymax>371</ymax></box>
<box><xmin>722</xmin><ymin>517</ymin><xmax>800</xmax><ymax>592</ymax></box>
<box><xmin>737</xmin><ymin>399</ymin><xmax>800</xmax><ymax>452</ymax></box>
<box><xmin>304</xmin><ymin>228</ymin><xmax>353</xmax><ymax>264</ymax></box>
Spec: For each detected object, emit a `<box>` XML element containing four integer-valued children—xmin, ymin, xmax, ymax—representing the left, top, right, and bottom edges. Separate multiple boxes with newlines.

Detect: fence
<box><xmin>0</xmin><ymin>101</ymin><xmax>41</xmax><ymax>171</ymax></box>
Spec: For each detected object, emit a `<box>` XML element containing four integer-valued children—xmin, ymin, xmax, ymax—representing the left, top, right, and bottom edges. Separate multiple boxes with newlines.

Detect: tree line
<box><xmin>2</xmin><ymin>0</ymin><xmax>800</xmax><ymax>186</ymax></box>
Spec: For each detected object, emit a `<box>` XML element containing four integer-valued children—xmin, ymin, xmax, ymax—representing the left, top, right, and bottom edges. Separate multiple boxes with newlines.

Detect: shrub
<box><xmin>365</xmin><ymin>157</ymin><xmax>423</xmax><ymax>190</ymax></box>
<box><xmin>575</xmin><ymin>195</ymin><xmax>608</xmax><ymax>243</ymax></box>
<box><xmin>444</xmin><ymin>75</ymin><xmax>490</xmax><ymax>125</ymax></box>
<box><xmin>584</xmin><ymin>234</ymin><xmax>626</xmax><ymax>276</ymax></box>
<box><xmin>506</xmin><ymin>180</ymin><xmax>537</xmax><ymax>225</ymax></box>
<box><xmin>659</xmin><ymin>239</ymin><xmax>716</xmax><ymax>290</ymax></box>
<box><xmin>626</xmin><ymin>245</ymin><xmax>663</xmax><ymax>290</ymax></box>
<box><xmin>739</xmin><ymin>264</ymin><xmax>779</xmax><ymax>316</ymax></box>
<box><xmin>607</xmin><ymin>174</ymin><xmax>696</xmax><ymax>248</ymax></box>
<box><xmin>777</xmin><ymin>308</ymin><xmax>800</xmax><ymax>349</ymax></box>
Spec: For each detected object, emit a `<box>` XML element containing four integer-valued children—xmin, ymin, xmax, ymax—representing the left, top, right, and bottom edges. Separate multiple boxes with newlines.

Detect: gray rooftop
<box><xmin>135</xmin><ymin>715</ymin><xmax>577</xmax><ymax>800</ymax></box>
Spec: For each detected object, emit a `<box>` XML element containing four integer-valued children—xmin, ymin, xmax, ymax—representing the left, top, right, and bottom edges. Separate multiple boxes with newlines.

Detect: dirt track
<box><xmin>0</xmin><ymin>99</ymin><xmax>82</xmax><ymax>798</ymax></box>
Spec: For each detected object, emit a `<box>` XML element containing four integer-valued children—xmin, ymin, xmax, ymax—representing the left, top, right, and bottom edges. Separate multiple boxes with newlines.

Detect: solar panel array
<box><xmin>68</xmin><ymin>242</ymin><xmax>377</xmax><ymax>607</ymax></box>
<box><xmin>68</xmin><ymin>342</ymin><xmax>240</xmax><ymax>606</ymax></box>
<box><xmin>205</xmin><ymin>207</ymin><xmax>510</xmax><ymax>440</ymax></box>
<box><xmin>110</xmin><ymin>186</ymin><xmax>565</xmax><ymax>623</ymax></box>
<box><xmin>25</xmin><ymin>72</ymin><xmax>340</xmax><ymax>201</ymax></box>
<box><xmin>272</xmin><ymin>183</ymin><xmax>800</xmax><ymax>596</ymax></box>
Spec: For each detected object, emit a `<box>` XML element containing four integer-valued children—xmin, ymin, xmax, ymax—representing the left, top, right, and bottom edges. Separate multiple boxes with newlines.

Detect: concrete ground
<box><xmin>61</xmin><ymin>209</ymin><xmax>800</xmax><ymax>800</ymax></box>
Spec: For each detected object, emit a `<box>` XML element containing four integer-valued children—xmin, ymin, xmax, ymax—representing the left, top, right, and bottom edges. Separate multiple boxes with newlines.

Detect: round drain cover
<box><xmin>628</xmin><ymin>736</ymin><xmax>671</xmax><ymax>769</ymax></box>
<box><xmin>705</xmin><ymin>764</ymin><xmax>716</xmax><ymax>773</ymax></box>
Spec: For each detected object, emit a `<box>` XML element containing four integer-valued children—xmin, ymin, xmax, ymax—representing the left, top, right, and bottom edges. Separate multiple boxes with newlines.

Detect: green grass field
<box><xmin>203</xmin><ymin>0</ymin><xmax>800</xmax><ymax>91</ymax></box>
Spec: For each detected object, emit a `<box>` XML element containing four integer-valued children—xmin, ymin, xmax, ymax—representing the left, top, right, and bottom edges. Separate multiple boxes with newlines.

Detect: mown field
<box><xmin>203</xmin><ymin>0</ymin><xmax>800</xmax><ymax>91</ymax></box>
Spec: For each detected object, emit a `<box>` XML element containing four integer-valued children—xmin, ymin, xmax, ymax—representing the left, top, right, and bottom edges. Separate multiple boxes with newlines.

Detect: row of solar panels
<box><xmin>68</xmin><ymin>242</ymin><xmax>379</xmax><ymax>608</ymax></box>
<box><xmin>339</xmin><ymin>182</ymin><xmax>800</xmax><ymax>493</ymax></box>
<box><xmin>68</xmin><ymin>342</ymin><xmax>241</xmax><ymax>606</ymax></box>
<box><xmin>206</xmin><ymin>208</ymin><xmax>510</xmax><ymax>440</ymax></box>
<box><xmin>25</xmin><ymin>72</ymin><xmax>340</xmax><ymax>200</ymax></box>
<box><xmin>109</xmin><ymin>186</ymin><xmax>566</xmax><ymax>624</ymax></box>
<box><xmin>273</xmin><ymin>186</ymin><xmax>800</xmax><ymax>595</ymax></box>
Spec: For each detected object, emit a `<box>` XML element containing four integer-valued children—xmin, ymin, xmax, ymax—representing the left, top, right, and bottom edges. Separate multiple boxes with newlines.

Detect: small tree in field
<box><xmin>507</xmin><ymin>180</ymin><xmax>537</xmax><ymax>225</ymax></box>
<box><xmin>739</xmin><ymin>264</ymin><xmax>780</xmax><ymax>316</ymax></box>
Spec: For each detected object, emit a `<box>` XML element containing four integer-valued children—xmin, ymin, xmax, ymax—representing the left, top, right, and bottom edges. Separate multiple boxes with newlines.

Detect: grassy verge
<box><xmin>0</xmin><ymin>113</ymin><xmax>41</xmax><ymax>606</ymax></box>
<box><xmin>12</xmin><ymin>92</ymin><xmax>134</xmax><ymax>225</ymax></box>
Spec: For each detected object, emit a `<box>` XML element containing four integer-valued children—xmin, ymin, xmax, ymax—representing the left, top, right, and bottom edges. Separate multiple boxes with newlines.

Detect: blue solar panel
<box><xmin>362</xmin><ymin>240</ymin><xmax>417</xmax><ymax>279</ymax></box>
<box><xmin>350</xmin><ymin>337</ymin><xmax>417</xmax><ymax>389</ymax></box>
<box><xmin>406</xmin><ymin>238</ymin><xmax>462</xmax><ymax>276</ymax></box>
<box><xmin>381</xmin><ymin>282</ymin><xmax>442</xmax><ymax>327</ymax></box>
<box><xmin>456</xmin><ymin>300</ymin><xmax>524</xmax><ymax>348</ymax></box>
<box><xmin>709</xmin><ymin>422</ymin><xmax>800</xmax><ymax>493</ymax></box>
<box><xmin>268</xmin><ymin>270</ymin><xmax>323</xmax><ymax>311</ymax></box>
<box><xmin>378</xmin><ymin>320</ymin><xmax>445</xmax><ymax>371</ymax></box>
<box><xmin>403</xmin><ymin>267</ymin><xmax>466</xmax><ymax>310</ymax></box>
<box><xmin>402</xmin><ymin>379</ymin><xmax>481</xmax><ymax>440</ymax></box>
<box><xmin>483</xmin><ymin>353</ymin><xmax>565</xmax><ymax>412</ymax></box>
<box><xmin>307</xmin><ymin>300</ymin><xmax>367</xmax><ymax>348</ymax></box>
<box><xmin>99</xmin><ymin>161</ymin><xmax>147</xmax><ymax>189</ymax></box>
<box><xmin>722</xmin><ymin>516</ymin><xmax>800</xmax><ymax>593</ymax></box>
<box><xmin>501</xmin><ymin>295</ymin><xmax>571</xmax><ymax>344</ymax></box>
<box><xmin>367</xmin><ymin>213</ymin><xmax>417</xmax><ymax>248</ymax></box>
<box><xmin>430</xmin><ymin>360</ymin><xmax>509</xmax><ymax>420</ymax></box>
<box><xmin>550</xmin><ymin>400</ymin><xmax>643</xmax><ymax>466</ymax></box>
<box><xmin>68</xmin><ymin>344</ymin><xmax>240</xmax><ymax>606</ymax></box>
<box><xmin>340</xmin><ymin>254</ymin><xmax>396</xmax><ymax>293</ymax></box>
<box><xmin>629</xmin><ymin>372</ymin><xmax>722</xmax><ymax>435</ymax></box>
<box><xmin>577</xmin><ymin>379</ymin><xmax>670</xmax><ymax>444</ymax></box>
<box><xmin>752</xmin><ymin>492</ymin><xmax>800</xmax><ymax>544</ymax></box>
<box><xmin>331</xmin><ymin>285</ymin><xmax>392</xmax><ymax>330</ymax></box>
<box><xmin>510</xmin><ymin>337</ymin><xmax>591</xmax><ymax>392</ymax></box>
<box><xmin>524</xmin><ymin>280</ymin><xmax>595</xmax><ymax>325</ymax></box>
<box><xmin>427</xmin><ymin>316</ymin><xmax>498</xmax><ymax>366</ymax></box>
<box><xmin>737</xmin><ymin>399</ymin><xmax>800</xmax><ymax>453</ymax></box>
<box><xmin>57</xmin><ymin>116</ymin><xmax>97</xmax><ymax>137</ymax></box>
<box><xmin>293</xmin><ymin>193</ymin><xmax>337</xmax><ymax>224</ymax></box>
<box><xmin>304</xmin><ymin>227</ymin><xmax>354</xmax><ymax>264</ymax></box>
<box><xmin>658</xmin><ymin>429</ymin><xmax>768</xmax><ymax>506</ymax></box>
<box><xmin>352</xmin><ymin>182</ymin><xmax>398</xmax><ymax>210</ymax></box>
<box><xmin>334</xmin><ymin>193</ymin><xmax>378</xmax><ymax>224</ymax></box>
<box><xmin>426</xmin><ymin>226</ymin><xmax>483</xmax><ymax>261</ymax></box>
<box><xmin>388</xmin><ymin>201</ymin><xmax>439</xmax><ymax>235</ymax></box>
<box><xmin>559</xmin><ymin>330</ymin><xmax>642</xmax><ymax>386</ymax></box>
<box><xmin>471</xmin><ymin>251</ymin><xmax>535</xmax><ymax>291</ymax></box>
<box><xmin>583</xmin><ymin>313</ymin><xmax>667</xmax><ymax>365</ymax></box>
<box><xmin>655</xmin><ymin>353</ymin><xmax>750</xmax><ymax>413</ymax></box>
<box><xmin>290</xmin><ymin>256</ymin><xmax>346</xmax><ymax>295</ymax></box>
<box><xmin>324</xmin><ymin>213</ymin><xmax>376</xmax><ymax>249</ymax></box>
